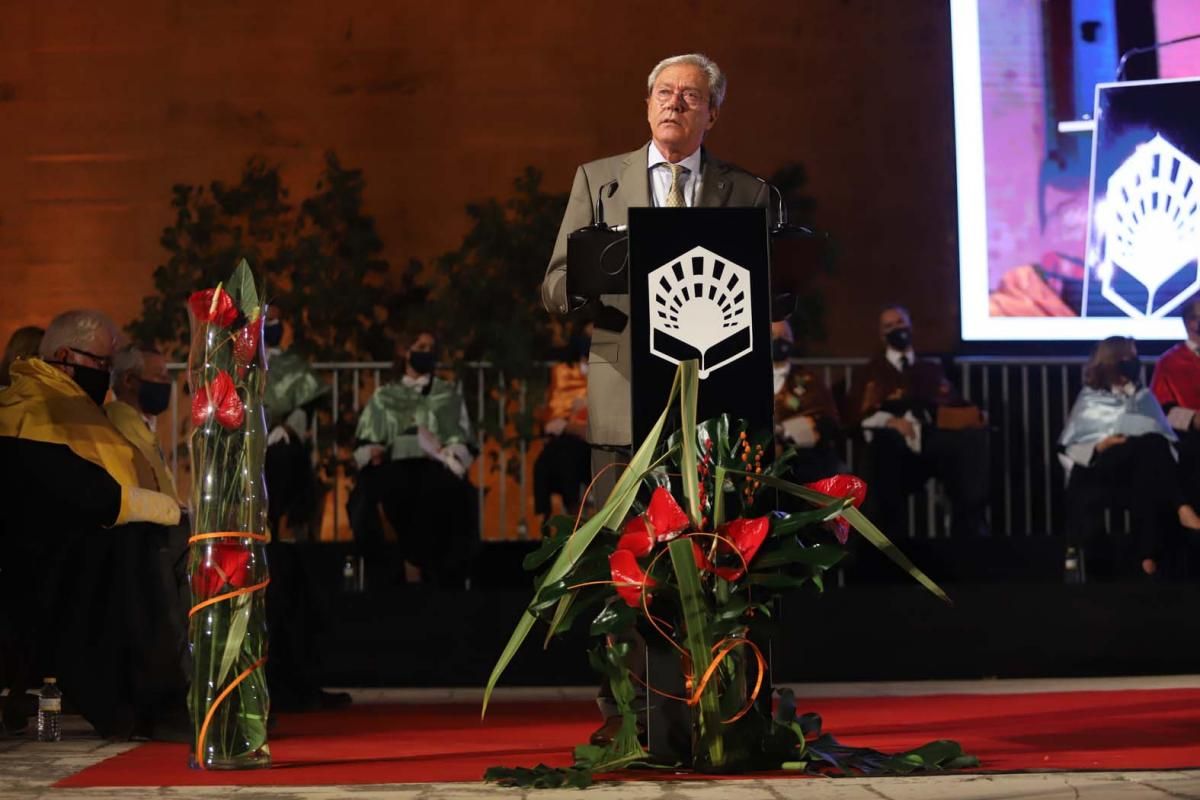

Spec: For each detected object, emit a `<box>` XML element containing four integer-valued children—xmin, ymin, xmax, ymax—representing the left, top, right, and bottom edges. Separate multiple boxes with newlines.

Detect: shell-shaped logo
<box><xmin>647</xmin><ymin>245</ymin><xmax>753</xmax><ymax>378</ymax></box>
<box><xmin>1093</xmin><ymin>133</ymin><xmax>1200</xmax><ymax>318</ymax></box>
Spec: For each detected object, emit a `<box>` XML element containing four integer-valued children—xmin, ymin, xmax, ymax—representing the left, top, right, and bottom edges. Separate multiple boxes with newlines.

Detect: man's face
<box><xmin>646</xmin><ymin>63</ymin><xmax>718</xmax><ymax>158</ymax></box>
<box><xmin>141</xmin><ymin>351</ymin><xmax>168</xmax><ymax>384</ymax></box>
<box><xmin>879</xmin><ymin>308</ymin><xmax>912</xmax><ymax>345</ymax></box>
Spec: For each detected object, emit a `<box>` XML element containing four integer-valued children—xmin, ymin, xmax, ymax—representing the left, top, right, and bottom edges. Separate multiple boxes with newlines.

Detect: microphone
<box><xmin>1115</xmin><ymin>32</ymin><xmax>1200</xmax><ymax>81</ymax></box>
<box><xmin>594</xmin><ymin>179</ymin><xmax>619</xmax><ymax>229</ymax></box>
<box><xmin>756</xmin><ymin>177</ymin><xmax>816</xmax><ymax>238</ymax></box>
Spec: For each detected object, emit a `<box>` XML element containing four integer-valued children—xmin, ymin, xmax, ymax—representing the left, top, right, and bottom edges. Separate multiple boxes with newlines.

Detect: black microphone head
<box><xmin>594</xmin><ymin>179</ymin><xmax>619</xmax><ymax>228</ymax></box>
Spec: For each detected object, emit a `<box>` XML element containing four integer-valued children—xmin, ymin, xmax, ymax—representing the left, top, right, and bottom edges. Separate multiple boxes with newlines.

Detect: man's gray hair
<box><xmin>38</xmin><ymin>309</ymin><xmax>121</xmax><ymax>360</ymax></box>
<box><xmin>110</xmin><ymin>344</ymin><xmax>147</xmax><ymax>387</ymax></box>
<box><xmin>647</xmin><ymin>53</ymin><xmax>727</xmax><ymax>109</ymax></box>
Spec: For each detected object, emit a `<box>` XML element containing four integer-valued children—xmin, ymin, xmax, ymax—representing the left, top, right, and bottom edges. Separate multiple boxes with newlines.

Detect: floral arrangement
<box><xmin>186</xmin><ymin>259</ymin><xmax>271</xmax><ymax>770</ymax></box>
<box><xmin>483</xmin><ymin>361</ymin><xmax>974</xmax><ymax>788</ymax></box>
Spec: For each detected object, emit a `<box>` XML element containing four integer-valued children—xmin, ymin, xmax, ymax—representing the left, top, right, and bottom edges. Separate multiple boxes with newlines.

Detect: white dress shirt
<box><xmin>647</xmin><ymin>143</ymin><xmax>703</xmax><ymax>207</ymax></box>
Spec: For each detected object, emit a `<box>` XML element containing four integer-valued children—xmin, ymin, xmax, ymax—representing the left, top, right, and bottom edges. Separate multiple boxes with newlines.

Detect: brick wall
<box><xmin>0</xmin><ymin>0</ymin><xmax>958</xmax><ymax>357</ymax></box>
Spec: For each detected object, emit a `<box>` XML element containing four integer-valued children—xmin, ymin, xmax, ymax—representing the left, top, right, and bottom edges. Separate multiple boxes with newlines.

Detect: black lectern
<box><xmin>628</xmin><ymin>207</ymin><xmax>774</xmax><ymax>446</ymax></box>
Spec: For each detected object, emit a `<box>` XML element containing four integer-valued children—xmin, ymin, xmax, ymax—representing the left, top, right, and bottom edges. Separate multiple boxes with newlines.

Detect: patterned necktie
<box><xmin>665</xmin><ymin>163</ymin><xmax>688</xmax><ymax>208</ymax></box>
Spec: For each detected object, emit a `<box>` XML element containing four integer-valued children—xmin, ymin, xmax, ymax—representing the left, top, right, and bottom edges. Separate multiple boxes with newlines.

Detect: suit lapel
<box><xmin>612</xmin><ymin>145</ymin><xmax>651</xmax><ymax>225</ymax></box>
<box><xmin>698</xmin><ymin>151</ymin><xmax>733</xmax><ymax>208</ymax></box>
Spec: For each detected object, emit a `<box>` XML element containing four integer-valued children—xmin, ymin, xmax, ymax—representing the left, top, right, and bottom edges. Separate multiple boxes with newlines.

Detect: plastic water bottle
<box><xmin>1064</xmin><ymin>546</ymin><xmax>1083</xmax><ymax>585</ymax></box>
<box><xmin>342</xmin><ymin>555</ymin><xmax>357</xmax><ymax>593</ymax></box>
<box><xmin>36</xmin><ymin>678</ymin><xmax>62</xmax><ymax>742</ymax></box>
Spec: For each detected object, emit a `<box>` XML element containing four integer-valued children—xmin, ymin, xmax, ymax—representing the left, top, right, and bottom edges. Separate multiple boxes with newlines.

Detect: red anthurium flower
<box><xmin>188</xmin><ymin>286</ymin><xmax>238</xmax><ymax>328</ymax></box>
<box><xmin>192</xmin><ymin>542</ymin><xmax>252</xmax><ymax>599</ymax></box>
<box><xmin>617</xmin><ymin>515</ymin><xmax>654</xmax><ymax>557</ymax></box>
<box><xmin>233</xmin><ymin>313</ymin><xmax>262</xmax><ymax>370</ymax></box>
<box><xmin>644</xmin><ymin>487</ymin><xmax>691</xmax><ymax>543</ymax></box>
<box><xmin>804</xmin><ymin>474</ymin><xmax>868</xmax><ymax>545</ymax></box>
<box><xmin>709</xmin><ymin>517</ymin><xmax>770</xmax><ymax>581</ymax></box>
<box><xmin>191</xmin><ymin>370</ymin><xmax>245</xmax><ymax>430</ymax></box>
<box><xmin>609</xmin><ymin>549</ymin><xmax>656</xmax><ymax>608</ymax></box>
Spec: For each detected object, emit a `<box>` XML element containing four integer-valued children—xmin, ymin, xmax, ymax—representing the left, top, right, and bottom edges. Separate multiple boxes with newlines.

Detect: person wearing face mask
<box><xmin>771</xmin><ymin>319</ymin><xmax>843</xmax><ymax>483</ymax></box>
<box><xmin>0</xmin><ymin>325</ymin><xmax>44</xmax><ymax>389</ymax></box>
<box><xmin>1061</xmin><ymin>336</ymin><xmax>1200</xmax><ymax>577</ymax></box>
<box><xmin>105</xmin><ymin>344</ymin><xmax>179</xmax><ymax>500</ymax></box>
<box><xmin>0</xmin><ymin>310</ymin><xmax>183</xmax><ymax>739</ymax></box>
<box><xmin>533</xmin><ymin>322</ymin><xmax>594</xmax><ymax>522</ymax></box>
<box><xmin>349</xmin><ymin>330</ymin><xmax>478</xmax><ymax>588</ymax></box>
<box><xmin>1151</xmin><ymin>297</ymin><xmax>1200</xmax><ymax>509</ymax></box>
<box><xmin>850</xmin><ymin>305</ymin><xmax>990</xmax><ymax>539</ymax></box>
<box><xmin>261</xmin><ymin>309</ymin><xmax>328</xmax><ymax>542</ymax></box>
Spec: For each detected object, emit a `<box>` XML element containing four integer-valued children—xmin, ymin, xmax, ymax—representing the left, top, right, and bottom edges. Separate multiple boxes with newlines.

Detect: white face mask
<box><xmin>773</xmin><ymin>363</ymin><xmax>790</xmax><ymax>394</ymax></box>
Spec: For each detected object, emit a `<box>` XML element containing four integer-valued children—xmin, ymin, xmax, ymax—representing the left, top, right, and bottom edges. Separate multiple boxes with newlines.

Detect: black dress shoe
<box><xmin>317</xmin><ymin>690</ymin><xmax>352</xmax><ymax>709</ymax></box>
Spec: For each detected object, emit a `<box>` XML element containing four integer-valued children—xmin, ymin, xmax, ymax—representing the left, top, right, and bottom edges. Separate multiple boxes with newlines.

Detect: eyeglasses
<box><xmin>652</xmin><ymin>86</ymin><xmax>707</xmax><ymax>108</ymax></box>
<box><xmin>68</xmin><ymin>346</ymin><xmax>112</xmax><ymax>370</ymax></box>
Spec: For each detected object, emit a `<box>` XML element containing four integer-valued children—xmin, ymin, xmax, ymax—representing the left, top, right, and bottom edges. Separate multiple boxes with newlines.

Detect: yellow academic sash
<box><xmin>105</xmin><ymin>400</ymin><xmax>178</xmax><ymax>498</ymax></box>
<box><xmin>0</xmin><ymin>358</ymin><xmax>154</xmax><ymax>492</ymax></box>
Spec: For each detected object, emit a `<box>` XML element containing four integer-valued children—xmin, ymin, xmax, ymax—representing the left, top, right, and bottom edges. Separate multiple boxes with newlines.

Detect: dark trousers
<box><xmin>533</xmin><ymin>433</ymin><xmax>592</xmax><ymax>516</ymax></box>
<box><xmin>863</xmin><ymin>426</ymin><xmax>990</xmax><ymax>538</ymax></box>
<box><xmin>1066</xmin><ymin>434</ymin><xmax>1181</xmax><ymax>563</ymax></box>
<box><xmin>265</xmin><ymin>435</ymin><xmax>319</xmax><ymax>541</ymax></box>
<box><xmin>348</xmin><ymin>458</ymin><xmax>479</xmax><ymax>587</ymax></box>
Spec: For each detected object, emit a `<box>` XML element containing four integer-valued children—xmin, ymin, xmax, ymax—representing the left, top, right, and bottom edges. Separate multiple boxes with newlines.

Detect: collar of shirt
<box><xmin>885</xmin><ymin>347</ymin><xmax>916</xmax><ymax>372</ymax></box>
<box><xmin>647</xmin><ymin>143</ymin><xmax>703</xmax><ymax>207</ymax></box>
<box><xmin>773</xmin><ymin>363</ymin><xmax>791</xmax><ymax>395</ymax></box>
<box><xmin>401</xmin><ymin>373</ymin><xmax>432</xmax><ymax>390</ymax></box>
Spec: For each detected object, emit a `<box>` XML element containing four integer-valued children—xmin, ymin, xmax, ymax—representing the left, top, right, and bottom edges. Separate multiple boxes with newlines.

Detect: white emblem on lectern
<box><xmin>647</xmin><ymin>245</ymin><xmax>753</xmax><ymax>379</ymax></box>
<box><xmin>1092</xmin><ymin>134</ymin><xmax>1200</xmax><ymax>318</ymax></box>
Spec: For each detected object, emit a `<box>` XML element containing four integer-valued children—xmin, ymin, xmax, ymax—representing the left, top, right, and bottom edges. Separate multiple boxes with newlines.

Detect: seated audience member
<box><xmin>534</xmin><ymin>323</ymin><xmax>592</xmax><ymax>521</ymax></box>
<box><xmin>106</xmin><ymin>344</ymin><xmax>178</xmax><ymax>499</ymax></box>
<box><xmin>0</xmin><ymin>326</ymin><xmax>45</xmax><ymax>388</ymax></box>
<box><xmin>1151</xmin><ymin>296</ymin><xmax>1200</xmax><ymax>507</ymax></box>
<box><xmin>261</xmin><ymin>307</ymin><xmax>327</xmax><ymax>541</ymax></box>
<box><xmin>1061</xmin><ymin>336</ymin><xmax>1200</xmax><ymax>577</ymax></box>
<box><xmin>849</xmin><ymin>305</ymin><xmax>989</xmax><ymax>538</ymax></box>
<box><xmin>348</xmin><ymin>330</ymin><xmax>478</xmax><ymax>587</ymax></box>
<box><xmin>0</xmin><ymin>310</ymin><xmax>183</xmax><ymax>739</ymax></box>
<box><xmin>772</xmin><ymin>319</ymin><xmax>843</xmax><ymax>483</ymax></box>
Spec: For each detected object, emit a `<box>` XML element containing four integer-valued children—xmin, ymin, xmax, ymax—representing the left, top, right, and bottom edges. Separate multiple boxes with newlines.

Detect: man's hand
<box><xmin>887</xmin><ymin>416</ymin><xmax>916</xmax><ymax>440</ymax></box>
<box><xmin>1096</xmin><ymin>435</ymin><xmax>1127</xmax><ymax>453</ymax></box>
<box><xmin>417</xmin><ymin>426</ymin><xmax>444</xmax><ymax>459</ymax></box>
<box><xmin>544</xmin><ymin>418</ymin><xmax>568</xmax><ymax>437</ymax></box>
<box><xmin>369</xmin><ymin>445</ymin><xmax>386</xmax><ymax>466</ymax></box>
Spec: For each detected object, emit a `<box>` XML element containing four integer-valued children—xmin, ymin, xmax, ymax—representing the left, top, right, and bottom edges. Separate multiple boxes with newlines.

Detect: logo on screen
<box><xmin>1091</xmin><ymin>134</ymin><xmax>1200</xmax><ymax>318</ymax></box>
<box><xmin>647</xmin><ymin>246</ymin><xmax>752</xmax><ymax>379</ymax></box>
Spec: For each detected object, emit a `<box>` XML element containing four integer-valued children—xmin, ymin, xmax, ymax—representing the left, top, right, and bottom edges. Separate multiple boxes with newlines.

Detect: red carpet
<box><xmin>57</xmin><ymin>688</ymin><xmax>1200</xmax><ymax>787</ymax></box>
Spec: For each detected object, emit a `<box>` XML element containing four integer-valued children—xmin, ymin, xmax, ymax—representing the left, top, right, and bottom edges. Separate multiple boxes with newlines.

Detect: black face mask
<box><xmin>66</xmin><ymin>364</ymin><xmax>111</xmax><ymax>406</ymax></box>
<box><xmin>408</xmin><ymin>351</ymin><xmax>437</xmax><ymax>375</ymax></box>
<box><xmin>885</xmin><ymin>327</ymin><xmax>912</xmax><ymax>350</ymax></box>
<box><xmin>771</xmin><ymin>337</ymin><xmax>793</xmax><ymax>363</ymax></box>
<box><xmin>138</xmin><ymin>379</ymin><xmax>172</xmax><ymax>416</ymax></box>
<box><xmin>263</xmin><ymin>321</ymin><xmax>284</xmax><ymax>348</ymax></box>
<box><xmin>1116</xmin><ymin>358</ymin><xmax>1141</xmax><ymax>384</ymax></box>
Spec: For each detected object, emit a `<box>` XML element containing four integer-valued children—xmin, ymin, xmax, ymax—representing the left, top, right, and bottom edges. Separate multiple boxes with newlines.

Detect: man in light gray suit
<box><xmin>542</xmin><ymin>53</ymin><xmax>769</xmax><ymax>477</ymax></box>
<box><xmin>541</xmin><ymin>52</ymin><xmax>768</xmax><ymax>746</ymax></box>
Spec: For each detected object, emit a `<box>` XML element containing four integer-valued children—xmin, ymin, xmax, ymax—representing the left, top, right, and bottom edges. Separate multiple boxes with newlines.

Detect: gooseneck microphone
<box><xmin>756</xmin><ymin>177</ymin><xmax>816</xmax><ymax>237</ymax></box>
<box><xmin>594</xmin><ymin>179</ymin><xmax>619</xmax><ymax>229</ymax></box>
<box><xmin>1115</xmin><ymin>32</ymin><xmax>1200</xmax><ymax>81</ymax></box>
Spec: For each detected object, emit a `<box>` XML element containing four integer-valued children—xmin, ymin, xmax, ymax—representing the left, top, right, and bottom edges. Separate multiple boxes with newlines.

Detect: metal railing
<box><xmin>162</xmin><ymin>355</ymin><xmax>1139</xmax><ymax>542</ymax></box>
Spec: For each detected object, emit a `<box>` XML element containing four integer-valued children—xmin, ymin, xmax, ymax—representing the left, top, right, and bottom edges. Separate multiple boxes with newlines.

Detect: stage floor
<box><xmin>4</xmin><ymin>677</ymin><xmax>1200</xmax><ymax>799</ymax></box>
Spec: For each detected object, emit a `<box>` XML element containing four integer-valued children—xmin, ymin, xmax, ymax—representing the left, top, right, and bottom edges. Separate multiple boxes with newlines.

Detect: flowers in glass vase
<box><xmin>185</xmin><ymin>259</ymin><xmax>271</xmax><ymax>770</ymax></box>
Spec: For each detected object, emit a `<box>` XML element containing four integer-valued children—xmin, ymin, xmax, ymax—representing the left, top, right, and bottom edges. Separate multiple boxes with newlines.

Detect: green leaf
<box><xmin>216</xmin><ymin>595</ymin><xmax>252</xmax><ymax>689</ymax></box>
<box><xmin>752</xmin><ymin>541</ymin><xmax>846</xmax><ymax>571</ymax></box>
<box><xmin>225</xmin><ymin>258</ymin><xmax>259</xmax><ymax>319</ymax></box>
<box><xmin>668</xmin><ymin>538</ymin><xmax>724</xmax><ymax>768</ymax></box>
<box><xmin>746</xmin><ymin>573</ymin><xmax>812</xmax><ymax>590</ymax></box>
<box><xmin>590</xmin><ymin>603</ymin><xmax>636</xmax><ymax>636</ymax></box>
<box><xmin>769</xmin><ymin>499</ymin><xmax>852</xmax><ymax>537</ymax></box>
<box><xmin>522</xmin><ymin>515</ymin><xmax>575</xmax><ymax>571</ymax></box>
<box><xmin>726</xmin><ymin>469</ymin><xmax>951</xmax><ymax>605</ymax></box>
<box><xmin>482</xmin><ymin>363</ymin><xmax>688</xmax><ymax>717</ymax></box>
<box><xmin>679</xmin><ymin>362</ymin><xmax>702</xmax><ymax>528</ymax></box>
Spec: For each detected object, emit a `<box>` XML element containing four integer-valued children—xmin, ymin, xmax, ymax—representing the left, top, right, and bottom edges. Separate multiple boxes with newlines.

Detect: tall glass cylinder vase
<box><xmin>186</xmin><ymin>260</ymin><xmax>271</xmax><ymax>770</ymax></box>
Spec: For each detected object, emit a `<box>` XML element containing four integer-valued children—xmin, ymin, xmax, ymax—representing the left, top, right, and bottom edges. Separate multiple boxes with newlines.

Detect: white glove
<box><xmin>353</xmin><ymin>444</ymin><xmax>386</xmax><ymax>469</ymax></box>
<box><xmin>780</xmin><ymin>415</ymin><xmax>817</xmax><ymax>447</ymax></box>
<box><xmin>544</xmin><ymin>418</ymin><xmax>568</xmax><ymax>436</ymax></box>
<box><xmin>117</xmin><ymin>487</ymin><xmax>183</xmax><ymax>527</ymax></box>
<box><xmin>439</xmin><ymin>448</ymin><xmax>468</xmax><ymax>478</ymax></box>
<box><xmin>267</xmin><ymin>425</ymin><xmax>291</xmax><ymax>446</ymax></box>
<box><xmin>417</xmin><ymin>426</ymin><xmax>444</xmax><ymax>459</ymax></box>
